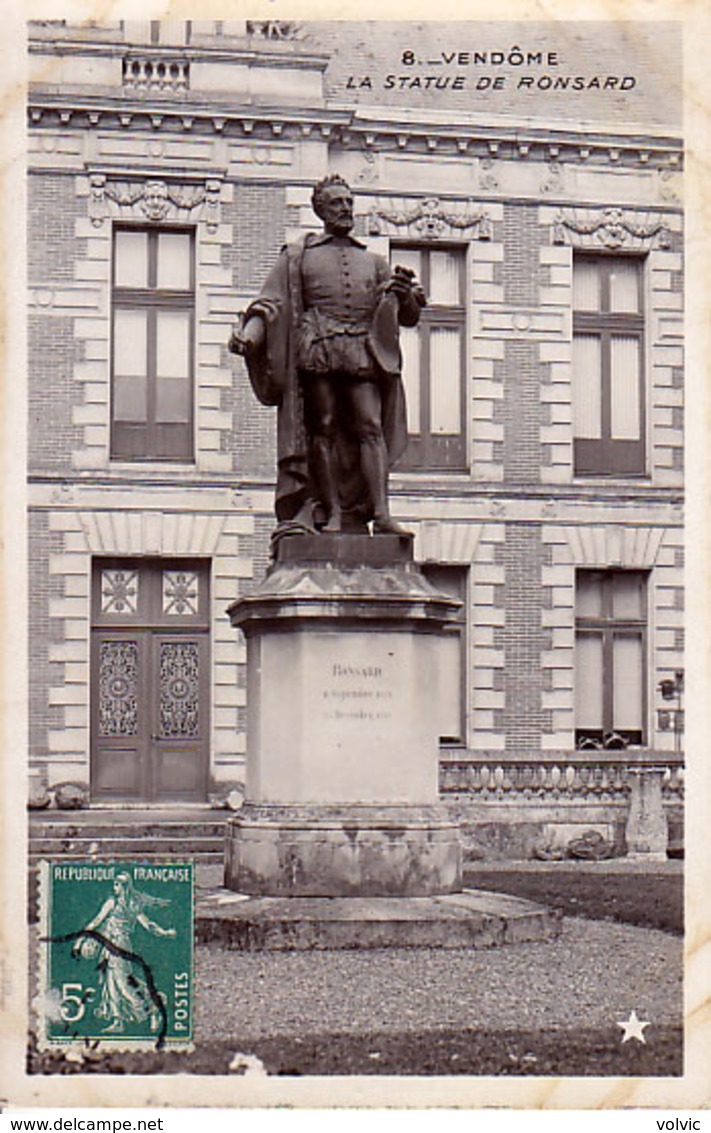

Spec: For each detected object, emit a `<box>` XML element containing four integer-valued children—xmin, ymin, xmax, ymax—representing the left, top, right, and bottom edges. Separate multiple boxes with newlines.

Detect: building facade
<box><xmin>27</xmin><ymin>20</ymin><xmax>684</xmax><ymax>854</ymax></box>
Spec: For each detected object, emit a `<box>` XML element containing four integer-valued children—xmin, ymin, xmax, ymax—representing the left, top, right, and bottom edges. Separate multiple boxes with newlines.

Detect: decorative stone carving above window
<box><xmin>478</xmin><ymin>157</ymin><xmax>499</xmax><ymax>192</ymax></box>
<box><xmin>355</xmin><ymin>151</ymin><xmax>379</xmax><ymax>185</ymax></box>
<box><xmin>658</xmin><ymin>168</ymin><xmax>681</xmax><ymax>205</ymax></box>
<box><xmin>88</xmin><ymin>174</ymin><xmax>223</xmax><ymax>232</ymax></box>
<box><xmin>564</xmin><ymin>524</ymin><xmax>664</xmax><ymax>568</ymax></box>
<box><xmin>367</xmin><ymin>197</ymin><xmax>491</xmax><ymax>240</ymax></box>
<box><xmin>246</xmin><ymin>20</ymin><xmax>303</xmax><ymax>40</ymax></box>
<box><xmin>553</xmin><ymin>207</ymin><xmax>672</xmax><ymax>250</ymax></box>
<box><xmin>540</xmin><ymin>161</ymin><xmax>564</xmax><ymax>195</ymax></box>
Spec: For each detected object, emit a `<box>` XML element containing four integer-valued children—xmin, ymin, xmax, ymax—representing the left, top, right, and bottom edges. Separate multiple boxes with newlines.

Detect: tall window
<box><xmin>575</xmin><ymin>569</ymin><xmax>648</xmax><ymax>748</ymax></box>
<box><xmin>391</xmin><ymin>244</ymin><xmax>467</xmax><ymax>470</ymax></box>
<box><xmin>573</xmin><ymin>255</ymin><xmax>645</xmax><ymax>476</ymax></box>
<box><xmin>421</xmin><ymin>564</ymin><xmax>467</xmax><ymax>744</ymax></box>
<box><xmin>111</xmin><ymin>226</ymin><xmax>195</xmax><ymax>461</ymax></box>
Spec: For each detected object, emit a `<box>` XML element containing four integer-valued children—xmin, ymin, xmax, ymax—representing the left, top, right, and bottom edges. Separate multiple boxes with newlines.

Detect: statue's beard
<box><xmin>327</xmin><ymin>216</ymin><xmax>354</xmax><ymax>236</ymax></box>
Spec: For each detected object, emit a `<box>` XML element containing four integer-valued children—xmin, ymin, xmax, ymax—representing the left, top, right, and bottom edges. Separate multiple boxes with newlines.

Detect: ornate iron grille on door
<box><xmin>159</xmin><ymin>641</ymin><xmax>200</xmax><ymax>739</ymax></box>
<box><xmin>98</xmin><ymin>640</ymin><xmax>139</xmax><ymax>737</ymax></box>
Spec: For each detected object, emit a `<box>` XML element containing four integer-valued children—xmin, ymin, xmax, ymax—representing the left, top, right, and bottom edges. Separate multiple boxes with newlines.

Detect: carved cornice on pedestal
<box><xmin>88</xmin><ymin>173</ymin><xmax>223</xmax><ymax>231</ymax></box>
<box><xmin>553</xmin><ymin>207</ymin><xmax>672</xmax><ymax>249</ymax></box>
<box><xmin>367</xmin><ymin>197</ymin><xmax>491</xmax><ymax>240</ymax></box>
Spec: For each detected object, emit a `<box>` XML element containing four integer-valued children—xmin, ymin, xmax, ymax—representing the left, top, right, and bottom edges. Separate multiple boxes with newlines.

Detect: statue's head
<box><xmin>311</xmin><ymin>174</ymin><xmax>354</xmax><ymax>236</ymax></box>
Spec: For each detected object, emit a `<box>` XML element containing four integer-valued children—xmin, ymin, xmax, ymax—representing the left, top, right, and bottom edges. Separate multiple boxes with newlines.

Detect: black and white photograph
<box><xmin>2</xmin><ymin>3</ymin><xmax>709</xmax><ymax>1117</ymax></box>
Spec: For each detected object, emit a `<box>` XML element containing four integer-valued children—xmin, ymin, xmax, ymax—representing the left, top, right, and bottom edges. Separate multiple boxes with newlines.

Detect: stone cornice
<box><xmin>347</xmin><ymin>104</ymin><xmax>681</xmax><ymax>147</ymax></box>
<box><xmin>28</xmin><ymin>92</ymin><xmax>346</xmax><ymax>137</ymax></box>
<box><xmin>27</xmin><ymin>90</ymin><xmax>683</xmax><ymax>170</ymax></box>
<box><xmin>27</xmin><ymin>472</ymin><xmax>684</xmax><ymax>511</ymax></box>
<box><xmin>29</xmin><ymin>38</ymin><xmax>331</xmax><ymax>72</ymax></box>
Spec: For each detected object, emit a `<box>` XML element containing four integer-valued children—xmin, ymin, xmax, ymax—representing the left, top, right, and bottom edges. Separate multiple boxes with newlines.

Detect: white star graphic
<box><xmin>617</xmin><ymin>1010</ymin><xmax>650</xmax><ymax>1043</ymax></box>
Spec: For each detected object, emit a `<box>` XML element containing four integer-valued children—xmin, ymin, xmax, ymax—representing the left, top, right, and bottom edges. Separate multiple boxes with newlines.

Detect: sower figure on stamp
<box><xmin>229</xmin><ymin>174</ymin><xmax>425</xmax><ymax>537</ymax></box>
<box><xmin>71</xmin><ymin>873</ymin><xmax>175</xmax><ymax>1035</ymax></box>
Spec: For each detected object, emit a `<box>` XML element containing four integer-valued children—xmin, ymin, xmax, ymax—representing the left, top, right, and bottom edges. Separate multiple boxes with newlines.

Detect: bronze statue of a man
<box><xmin>229</xmin><ymin>174</ymin><xmax>425</xmax><ymax>535</ymax></box>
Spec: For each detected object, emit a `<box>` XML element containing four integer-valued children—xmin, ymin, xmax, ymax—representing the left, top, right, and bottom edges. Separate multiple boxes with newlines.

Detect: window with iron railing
<box><xmin>575</xmin><ymin>569</ymin><xmax>648</xmax><ymax>748</ymax></box>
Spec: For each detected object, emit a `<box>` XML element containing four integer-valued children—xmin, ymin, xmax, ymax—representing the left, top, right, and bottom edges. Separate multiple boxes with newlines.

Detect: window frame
<box><xmin>390</xmin><ymin>242</ymin><xmax>468</xmax><ymax>472</ymax></box>
<box><xmin>574</xmin><ymin>568</ymin><xmax>649</xmax><ymax>748</ymax></box>
<box><xmin>110</xmin><ymin>224</ymin><xmax>196</xmax><ymax>463</ymax></box>
<box><xmin>90</xmin><ymin>557</ymin><xmax>210</xmax><ymax>803</ymax></box>
<box><xmin>572</xmin><ymin>253</ymin><xmax>647</xmax><ymax>478</ymax></box>
<box><xmin>420</xmin><ymin>563</ymin><xmax>468</xmax><ymax>745</ymax></box>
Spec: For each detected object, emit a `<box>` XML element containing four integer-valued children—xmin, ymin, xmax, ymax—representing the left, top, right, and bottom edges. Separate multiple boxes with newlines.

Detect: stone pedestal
<box><xmin>225</xmin><ymin>803</ymin><xmax>461</xmax><ymax>897</ymax></box>
<box><xmin>625</xmin><ymin>767</ymin><xmax>669</xmax><ymax>861</ymax></box>
<box><xmin>225</xmin><ymin>533</ymin><xmax>463</xmax><ymax>897</ymax></box>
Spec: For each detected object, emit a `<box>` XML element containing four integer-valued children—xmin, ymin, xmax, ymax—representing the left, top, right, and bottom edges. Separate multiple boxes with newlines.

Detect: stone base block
<box><xmin>625</xmin><ymin>768</ymin><xmax>669</xmax><ymax>860</ymax></box>
<box><xmin>196</xmin><ymin>889</ymin><xmax>562</xmax><ymax>951</ymax></box>
<box><xmin>224</xmin><ymin>803</ymin><xmax>462</xmax><ymax>897</ymax></box>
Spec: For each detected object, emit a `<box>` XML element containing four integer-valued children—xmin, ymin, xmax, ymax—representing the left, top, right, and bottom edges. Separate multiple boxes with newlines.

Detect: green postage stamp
<box><xmin>38</xmin><ymin>861</ymin><xmax>194</xmax><ymax>1051</ymax></box>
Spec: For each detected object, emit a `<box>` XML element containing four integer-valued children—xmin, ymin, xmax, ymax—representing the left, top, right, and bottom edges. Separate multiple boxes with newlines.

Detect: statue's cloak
<box><xmin>243</xmin><ymin>232</ymin><xmax>411</xmax><ymax>524</ymax></box>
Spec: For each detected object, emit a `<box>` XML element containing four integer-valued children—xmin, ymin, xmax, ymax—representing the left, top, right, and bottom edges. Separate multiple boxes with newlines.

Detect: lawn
<box><xmin>463</xmin><ymin>868</ymin><xmax>683</xmax><ymax>934</ymax></box>
<box><xmin>28</xmin><ymin>1024</ymin><xmax>683</xmax><ymax>1078</ymax></box>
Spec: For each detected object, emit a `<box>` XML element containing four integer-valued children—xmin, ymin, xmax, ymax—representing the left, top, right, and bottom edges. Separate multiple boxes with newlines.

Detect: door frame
<box><xmin>90</xmin><ymin>557</ymin><xmax>211</xmax><ymax>803</ymax></box>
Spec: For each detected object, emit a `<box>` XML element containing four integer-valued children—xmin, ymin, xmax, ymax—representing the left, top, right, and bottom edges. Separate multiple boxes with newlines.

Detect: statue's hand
<box><xmin>387</xmin><ymin>265</ymin><xmax>415</xmax><ymax>300</ymax></box>
<box><xmin>228</xmin><ymin>315</ymin><xmax>265</xmax><ymax>356</ymax></box>
<box><xmin>228</xmin><ymin>329</ymin><xmax>248</xmax><ymax>356</ymax></box>
<box><xmin>387</xmin><ymin>266</ymin><xmax>426</xmax><ymax>324</ymax></box>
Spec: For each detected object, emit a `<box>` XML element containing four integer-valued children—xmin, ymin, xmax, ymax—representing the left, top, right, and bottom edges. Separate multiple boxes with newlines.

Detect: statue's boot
<box><xmin>362</xmin><ymin>434</ymin><xmax>411</xmax><ymax>536</ymax></box>
<box><xmin>311</xmin><ymin>436</ymin><xmax>342</xmax><ymax>533</ymax></box>
<box><xmin>372</xmin><ymin>515</ymin><xmax>411</xmax><ymax>536</ymax></box>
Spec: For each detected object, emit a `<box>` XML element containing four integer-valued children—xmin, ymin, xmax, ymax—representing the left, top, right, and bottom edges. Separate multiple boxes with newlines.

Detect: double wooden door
<box><xmin>91</xmin><ymin>559</ymin><xmax>210</xmax><ymax>802</ymax></box>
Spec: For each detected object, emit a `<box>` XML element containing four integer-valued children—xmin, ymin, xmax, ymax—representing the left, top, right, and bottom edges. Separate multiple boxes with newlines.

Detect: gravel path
<box><xmin>195</xmin><ymin>917</ymin><xmax>682</xmax><ymax>1042</ymax></box>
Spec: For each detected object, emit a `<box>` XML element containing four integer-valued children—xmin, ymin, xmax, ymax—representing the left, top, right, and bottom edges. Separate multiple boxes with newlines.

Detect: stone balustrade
<box><xmin>122</xmin><ymin>55</ymin><xmax>190</xmax><ymax>94</ymax></box>
<box><xmin>439</xmin><ymin>753</ymin><xmax>684</xmax><ymax>804</ymax></box>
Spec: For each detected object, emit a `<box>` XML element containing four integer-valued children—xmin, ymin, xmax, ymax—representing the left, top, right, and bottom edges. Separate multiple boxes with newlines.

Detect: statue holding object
<box><xmin>228</xmin><ymin>175</ymin><xmax>426</xmax><ymax>537</ymax></box>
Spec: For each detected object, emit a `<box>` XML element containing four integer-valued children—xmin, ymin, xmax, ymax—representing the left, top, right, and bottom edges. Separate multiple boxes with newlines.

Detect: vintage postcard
<box><xmin>1</xmin><ymin>0</ymin><xmax>709</xmax><ymax>1115</ymax></box>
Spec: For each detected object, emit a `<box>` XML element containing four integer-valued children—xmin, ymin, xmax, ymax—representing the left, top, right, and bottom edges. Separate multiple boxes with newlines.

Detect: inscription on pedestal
<box><xmin>314</xmin><ymin>648</ymin><xmax>401</xmax><ymax>748</ymax></box>
<box><xmin>321</xmin><ymin>662</ymin><xmax>394</xmax><ymax>724</ymax></box>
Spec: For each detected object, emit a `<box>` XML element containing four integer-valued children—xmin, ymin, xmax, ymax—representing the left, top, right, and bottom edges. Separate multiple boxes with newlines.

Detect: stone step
<box><xmin>28</xmin><ymin>817</ymin><xmax>229</xmax><ymax>863</ymax></box>
<box><xmin>195</xmin><ymin>888</ymin><xmax>562</xmax><ymax>951</ymax></box>
<box><xmin>29</xmin><ymin>829</ymin><xmax>221</xmax><ymax>847</ymax></box>
<box><xmin>28</xmin><ymin>822</ymin><xmax>228</xmax><ymax>838</ymax></box>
